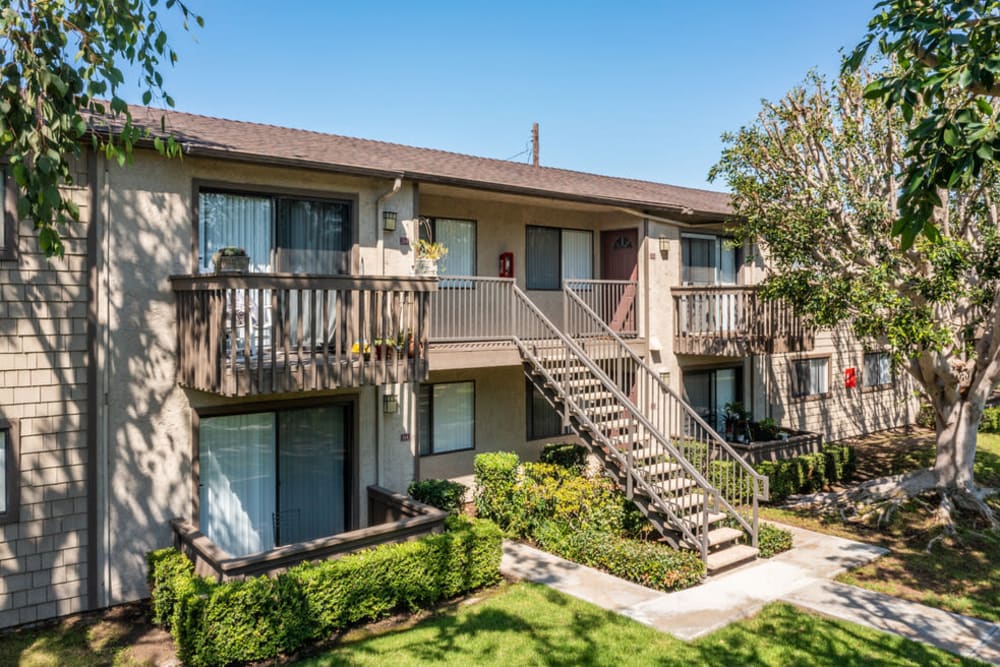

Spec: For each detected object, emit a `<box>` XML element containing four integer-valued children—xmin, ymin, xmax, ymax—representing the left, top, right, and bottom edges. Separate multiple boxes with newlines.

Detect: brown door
<box><xmin>600</xmin><ymin>229</ymin><xmax>639</xmax><ymax>334</ymax></box>
<box><xmin>601</xmin><ymin>229</ymin><xmax>638</xmax><ymax>281</ymax></box>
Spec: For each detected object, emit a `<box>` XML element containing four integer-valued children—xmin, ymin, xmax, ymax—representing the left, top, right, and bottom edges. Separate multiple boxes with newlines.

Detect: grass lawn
<box><xmin>298</xmin><ymin>582</ymin><xmax>979</xmax><ymax>666</ymax></box>
<box><xmin>762</xmin><ymin>429</ymin><xmax>1000</xmax><ymax>622</ymax></box>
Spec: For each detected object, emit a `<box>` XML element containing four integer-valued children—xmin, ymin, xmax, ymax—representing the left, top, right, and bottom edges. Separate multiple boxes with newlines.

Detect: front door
<box><xmin>600</xmin><ymin>229</ymin><xmax>639</xmax><ymax>333</ymax></box>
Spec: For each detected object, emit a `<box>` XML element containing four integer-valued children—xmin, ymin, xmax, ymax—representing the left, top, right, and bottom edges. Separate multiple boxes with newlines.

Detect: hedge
<box><xmin>539</xmin><ymin>442</ymin><xmax>588</xmax><ymax>470</ymax></box>
<box><xmin>407</xmin><ymin>478</ymin><xmax>467</xmax><ymax>514</ymax></box>
<box><xmin>534</xmin><ymin>521</ymin><xmax>705</xmax><ymax>591</ymax></box>
<box><xmin>756</xmin><ymin>444</ymin><xmax>856</xmax><ymax>502</ymax></box>
<box><xmin>980</xmin><ymin>406</ymin><xmax>1000</xmax><ymax>434</ymax></box>
<box><xmin>147</xmin><ymin>515</ymin><xmax>502</xmax><ymax>666</ymax></box>
<box><xmin>473</xmin><ymin>451</ymin><xmax>520</xmax><ymax>528</ymax></box>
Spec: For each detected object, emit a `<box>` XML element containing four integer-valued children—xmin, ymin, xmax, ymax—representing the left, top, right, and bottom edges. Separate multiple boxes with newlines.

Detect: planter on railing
<box><xmin>170</xmin><ymin>274</ymin><xmax>437</xmax><ymax>396</ymax></box>
<box><xmin>726</xmin><ymin>429</ymin><xmax>823</xmax><ymax>465</ymax></box>
<box><xmin>671</xmin><ymin>286</ymin><xmax>813</xmax><ymax>355</ymax></box>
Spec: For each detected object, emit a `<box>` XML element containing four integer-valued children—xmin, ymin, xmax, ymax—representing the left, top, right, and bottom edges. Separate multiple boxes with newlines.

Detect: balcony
<box><xmin>170</xmin><ymin>274</ymin><xmax>436</xmax><ymax>397</ymax></box>
<box><xmin>672</xmin><ymin>286</ymin><xmax>813</xmax><ymax>356</ymax></box>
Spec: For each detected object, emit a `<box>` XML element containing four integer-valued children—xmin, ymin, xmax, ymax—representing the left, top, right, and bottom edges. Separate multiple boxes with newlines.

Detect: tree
<box><xmin>709</xmin><ymin>69</ymin><xmax>999</xmax><ymax>526</ymax></box>
<box><xmin>0</xmin><ymin>0</ymin><xmax>202</xmax><ymax>258</ymax></box>
<box><xmin>846</xmin><ymin>0</ymin><xmax>1000</xmax><ymax>249</ymax></box>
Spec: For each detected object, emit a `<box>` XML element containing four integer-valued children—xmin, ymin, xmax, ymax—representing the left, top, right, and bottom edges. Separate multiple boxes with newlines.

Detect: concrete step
<box><xmin>651</xmin><ymin>477</ymin><xmax>699</xmax><ymax>495</ymax></box>
<box><xmin>705</xmin><ymin>544</ymin><xmax>758</xmax><ymax>573</ymax></box>
<box><xmin>682</xmin><ymin>526</ymin><xmax>744</xmax><ymax>550</ymax></box>
<box><xmin>679</xmin><ymin>511</ymin><xmax>728</xmax><ymax>531</ymax></box>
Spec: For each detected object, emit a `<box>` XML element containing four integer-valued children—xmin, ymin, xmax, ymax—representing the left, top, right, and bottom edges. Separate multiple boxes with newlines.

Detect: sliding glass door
<box><xmin>199</xmin><ymin>404</ymin><xmax>350</xmax><ymax>557</ymax></box>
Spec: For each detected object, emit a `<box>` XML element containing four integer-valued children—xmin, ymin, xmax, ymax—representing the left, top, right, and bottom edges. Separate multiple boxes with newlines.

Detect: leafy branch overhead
<box><xmin>0</xmin><ymin>0</ymin><xmax>202</xmax><ymax>257</ymax></box>
<box><xmin>846</xmin><ymin>0</ymin><xmax>1000</xmax><ymax>249</ymax></box>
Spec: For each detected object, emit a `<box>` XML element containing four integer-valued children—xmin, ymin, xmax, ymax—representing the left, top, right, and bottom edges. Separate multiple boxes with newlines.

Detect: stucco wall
<box><xmin>0</xmin><ymin>157</ymin><xmax>92</xmax><ymax>627</ymax></box>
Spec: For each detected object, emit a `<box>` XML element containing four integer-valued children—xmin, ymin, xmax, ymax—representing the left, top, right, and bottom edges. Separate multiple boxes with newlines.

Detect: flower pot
<box><xmin>414</xmin><ymin>259</ymin><xmax>438</xmax><ymax>276</ymax></box>
<box><xmin>407</xmin><ymin>336</ymin><xmax>424</xmax><ymax>358</ymax></box>
<box><xmin>215</xmin><ymin>255</ymin><xmax>250</xmax><ymax>274</ymax></box>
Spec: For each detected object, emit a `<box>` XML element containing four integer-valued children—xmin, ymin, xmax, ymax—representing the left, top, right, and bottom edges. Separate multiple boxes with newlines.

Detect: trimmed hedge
<box><xmin>148</xmin><ymin>516</ymin><xmax>502</xmax><ymax>666</ymax></box>
<box><xmin>539</xmin><ymin>442</ymin><xmax>588</xmax><ymax>470</ymax></box>
<box><xmin>756</xmin><ymin>444</ymin><xmax>856</xmax><ymax>502</ymax></box>
<box><xmin>980</xmin><ymin>406</ymin><xmax>1000</xmax><ymax>434</ymax></box>
<box><xmin>473</xmin><ymin>451</ymin><xmax>520</xmax><ymax>528</ymax></box>
<box><xmin>407</xmin><ymin>478</ymin><xmax>467</xmax><ymax>514</ymax></box>
<box><xmin>534</xmin><ymin>522</ymin><xmax>705</xmax><ymax>591</ymax></box>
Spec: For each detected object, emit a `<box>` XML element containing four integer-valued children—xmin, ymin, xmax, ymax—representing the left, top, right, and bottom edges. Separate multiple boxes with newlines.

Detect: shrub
<box><xmin>917</xmin><ymin>401</ymin><xmax>936</xmax><ymax>428</ymax></box>
<box><xmin>756</xmin><ymin>523</ymin><xmax>793</xmax><ymax>558</ymax></box>
<box><xmin>473</xmin><ymin>451</ymin><xmax>520</xmax><ymax>528</ymax></box>
<box><xmin>517</xmin><ymin>462</ymin><xmax>624</xmax><ymax>536</ymax></box>
<box><xmin>980</xmin><ymin>406</ymin><xmax>1000</xmax><ymax>434</ymax></box>
<box><xmin>539</xmin><ymin>442</ymin><xmax>588</xmax><ymax>470</ymax></box>
<box><xmin>407</xmin><ymin>478</ymin><xmax>467</xmax><ymax>514</ymax></box>
<box><xmin>534</xmin><ymin>521</ymin><xmax>705</xmax><ymax>591</ymax></box>
<box><xmin>756</xmin><ymin>445</ymin><xmax>856</xmax><ymax>502</ymax></box>
<box><xmin>147</xmin><ymin>516</ymin><xmax>502</xmax><ymax>667</ymax></box>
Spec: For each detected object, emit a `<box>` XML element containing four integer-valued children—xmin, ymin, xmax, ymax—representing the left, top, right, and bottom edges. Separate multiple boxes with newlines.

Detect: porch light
<box><xmin>658</xmin><ymin>237</ymin><xmax>670</xmax><ymax>256</ymax></box>
<box><xmin>382</xmin><ymin>211</ymin><xmax>398</xmax><ymax>232</ymax></box>
<box><xmin>383</xmin><ymin>392</ymin><xmax>399</xmax><ymax>414</ymax></box>
<box><xmin>659</xmin><ymin>371</ymin><xmax>670</xmax><ymax>386</ymax></box>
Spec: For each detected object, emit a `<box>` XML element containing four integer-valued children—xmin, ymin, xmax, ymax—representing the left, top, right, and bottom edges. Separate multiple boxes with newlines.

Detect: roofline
<box><xmin>181</xmin><ymin>143</ymin><xmax>731</xmax><ymax>222</ymax></box>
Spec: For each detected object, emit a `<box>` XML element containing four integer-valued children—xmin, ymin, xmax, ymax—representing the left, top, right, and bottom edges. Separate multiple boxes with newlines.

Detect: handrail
<box><xmin>564</xmin><ymin>280</ymin><xmax>768</xmax><ymax>542</ymax></box>
<box><xmin>510</xmin><ymin>282</ymin><xmax>715</xmax><ymax>558</ymax></box>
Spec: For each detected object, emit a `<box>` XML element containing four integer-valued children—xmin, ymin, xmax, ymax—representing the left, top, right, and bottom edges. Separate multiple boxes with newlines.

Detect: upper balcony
<box><xmin>171</xmin><ymin>274</ymin><xmax>436</xmax><ymax>397</ymax></box>
<box><xmin>672</xmin><ymin>286</ymin><xmax>813</xmax><ymax>356</ymax></box>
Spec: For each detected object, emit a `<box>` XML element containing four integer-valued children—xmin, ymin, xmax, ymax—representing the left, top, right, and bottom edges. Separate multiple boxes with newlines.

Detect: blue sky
<box><xmin>133</xmin><ymin>1</ymin><xmax>877</xmax><ymax>191</ymax></box>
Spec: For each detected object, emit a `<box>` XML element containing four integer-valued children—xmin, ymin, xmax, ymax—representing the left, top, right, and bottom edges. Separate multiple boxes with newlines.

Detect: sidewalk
<box><xmin>500</xmin><ymin>523</ymin><xmax>1000</xmax><ymax>664</ymax></box>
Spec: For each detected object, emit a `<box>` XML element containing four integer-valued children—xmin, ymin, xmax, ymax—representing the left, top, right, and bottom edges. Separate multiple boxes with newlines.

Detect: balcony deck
<box><xmin>171</xmin><ymin>273</ymin><xmax>436</xmax><ymax>397</ymax></box>
<box><xmin>672</xmin><ymin>286</ymin><xmax>814</xmax><ymax>356</ymax></box>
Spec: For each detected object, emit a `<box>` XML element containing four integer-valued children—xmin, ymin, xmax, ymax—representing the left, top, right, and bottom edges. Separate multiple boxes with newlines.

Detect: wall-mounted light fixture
<box><xmin>382</xmin><ymin>392</ymin><xmax>399</xmax><ymax>414</ymax></box>
<box><xmin>382</xmin><ymin>211</ymin><xmax>398</xmax><ymax>232</ymax></box>
<box><xmin>659</xmin><ymin>371</ymin><xmax>670</xmax><ymax>386</ymax></box>
<box><xmin>658</xmin><ymin>237</ymin><xmax>670</xmax><ymax>257</ymax></box>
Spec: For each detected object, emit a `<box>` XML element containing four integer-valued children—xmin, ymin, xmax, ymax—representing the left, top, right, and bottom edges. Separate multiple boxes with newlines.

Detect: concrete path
<box><xmin>500</xmin><ymin>523</ymin><xmax>1000</xmax><ymax>664</ymax></box>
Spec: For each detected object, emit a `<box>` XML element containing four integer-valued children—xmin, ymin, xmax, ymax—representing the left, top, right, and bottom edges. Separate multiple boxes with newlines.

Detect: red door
<box><xmin>600</xmin><ymin>229</ymin><xmax>639</xmax><ymax>333</ymax></box>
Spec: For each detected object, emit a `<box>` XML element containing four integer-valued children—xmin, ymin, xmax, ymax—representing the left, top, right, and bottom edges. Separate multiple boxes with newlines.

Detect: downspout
<box><xmin>375</xmin><ymin>177</ymin><xmax>403</xmax><ymax>276</ymax></box>
<box><xmin>101</xmin><ymin>155</ymin><xmax>112</xmax><ymax>607</ymax></box>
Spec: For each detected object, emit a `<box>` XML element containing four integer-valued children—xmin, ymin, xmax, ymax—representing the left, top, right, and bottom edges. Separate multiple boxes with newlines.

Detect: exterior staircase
<box><xmin>507</xmin><ymin>281</ymin><xmax>769</xmax><ymax>573</ymax></box>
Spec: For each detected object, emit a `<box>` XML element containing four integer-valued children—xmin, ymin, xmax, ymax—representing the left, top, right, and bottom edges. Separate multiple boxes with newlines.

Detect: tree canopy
<box><xmin>846</xmin><ymin>0</ymin><xmax>1000</xmax><ymax>249</ymax></box>
<box><xmin>710</xmin><ymin>68</ymin><xmax>1000</xmax><ymax>505</ymax></box>
<box><xmin>0</xmin><ymin>0</ymin><xmax>201</xmax><ymax>257</ymax></box>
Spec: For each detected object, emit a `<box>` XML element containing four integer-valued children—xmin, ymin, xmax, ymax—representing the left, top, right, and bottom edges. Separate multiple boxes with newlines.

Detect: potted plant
<box><xmin>403</xmin><ymin>329</ymin><xmax>424</xmax><ymax>358</ymax></box>
<box><xmin>414</xmin><ymin>239</ymin><xmax>447</xmax><ymax>276</ymax></box>
<box><xmin>751</xmin><ymin>417</ymin><xmax>781</xmax><ymax>442</ymax></box>
<box><xmin>212</xmin><ymin>247</ymin><xmax>250</xmax><ymax>273</ymax></box>
<box><xmin>351</xmin><ymin>340</ymin><xmax>371</xmax><ymax>361</ymax></box>
<box><xmin>373</xmin><ymin>337</ymin><xmax>398</xmax><ymax>361</ymax></box>
<box><xmin>723</xmin><ymin>401</ymin><xmax>751</xmax><ymax>443</ymax></box>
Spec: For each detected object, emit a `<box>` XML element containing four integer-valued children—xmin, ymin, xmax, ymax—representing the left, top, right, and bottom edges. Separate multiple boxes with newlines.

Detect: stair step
<box><xmin>585</xmin><ymin>403</ymin><xmax>625</xmax><ymax>417</ymax></box>
<box><xmin>705</xmin><ymin>544</ymin><xmax>758</xmax><ymax>573</ymax></box>
<box><xmin>683</xmin><ymin>527</ymin><xmax>744</xmax><ymax>550</ymax></box>
<box><xmin>636</xmin><ymin>460</ymin><xmax>685</xmax><ymax>478</ymax></box>
<box><xmin>651</xmin><ymin>477</ymin><xmax>698</xmax><ymax>494</ymax></box>
<box><xmin>571</xmin><ymin>390</ymin><xmax>615</xmax><ymax>403</ymax></box>
<box><xmin>680</xmin><ymin>511</ymin><xmax>728</xmax><ymax>531</ymax></box>
<box><xmin>552</xmin><ymin>377</ymin><xmax>603</xmax><ymax>389</ymax></box>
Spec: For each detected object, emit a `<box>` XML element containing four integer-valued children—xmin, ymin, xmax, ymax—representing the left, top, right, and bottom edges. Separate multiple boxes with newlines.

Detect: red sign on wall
<box><xmin>844</xmin><ymin>367</ymin><xmax>857</xmax><ymax>389</ymax></box>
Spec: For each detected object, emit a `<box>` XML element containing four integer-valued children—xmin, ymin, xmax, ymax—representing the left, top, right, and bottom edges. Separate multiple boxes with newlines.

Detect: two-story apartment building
<box><xmin>0</xmin><ymin>106</ymin><xmax>916</xmax><ymax>627</ymax></box>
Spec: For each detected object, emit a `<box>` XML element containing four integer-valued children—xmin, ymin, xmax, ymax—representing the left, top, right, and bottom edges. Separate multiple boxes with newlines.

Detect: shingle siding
<box><xmin>0</xmin><ymin>159</ymin><xmax>91</xmax><ymax>627</ymax></box>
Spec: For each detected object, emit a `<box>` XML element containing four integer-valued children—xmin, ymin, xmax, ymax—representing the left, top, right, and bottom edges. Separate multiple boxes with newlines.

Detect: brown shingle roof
<box><xmin>116</xmin><ymin>105</ymin><xmax>731</xmax><ymax>219</ymax></box>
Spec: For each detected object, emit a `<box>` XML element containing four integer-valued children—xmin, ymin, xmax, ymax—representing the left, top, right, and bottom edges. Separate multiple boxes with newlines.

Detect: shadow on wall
<box><xmin>767</xmin><ymin>325</ymin><xmax>914</xmax><ymax>442</ymax></box>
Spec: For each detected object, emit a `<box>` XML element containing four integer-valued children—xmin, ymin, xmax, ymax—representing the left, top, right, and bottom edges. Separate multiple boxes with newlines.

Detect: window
<box><xmin>198</xmin><ymin>404</ymin><xmax>350</xmax><ymax>557</ymax></box>
<box><xmin>681</xmin><ymin>234</ymin><xmax>737</xmax><ymax>285</ymax></box>
<box><xmin>419</xmin><ymin>382</ymin><xmax>475</xmax><ymax>455</ymax></box>
<box><xmin>198</xmin><ymin>190</ymin><xmax>352</xmax><ymax>273</ymax></box>
<box><xmin>0</xmin><ymin>419</ymin><xmax>19</xmax><ymax>524</ymax></box>
<box><xmin>0</xmin><ymin>167</ymin><xmax>17</xmax><ymax>261</ymax></box>
<box><xmin>526</xmin><ymin>380</ymin><xmax>563</xmax><ymax>440</ymax></box>
<box><xmin>423</xmin><ymin>218</ymin><xmax>476</xmax><ymax>286</ymax></box>
<box><xmin>864</xmin><ymin>352</ymin><xmax>893</xmax><ymax>388</ymax></box>
<box><xmin>525</xmin><ymin>226</ymin><xmax>593</xmax><ymax>289</ymax></box>
<box><xmin>792</xmin><ymin>357</ymin><xmax>830</xmax><ymax>397</ymax></box>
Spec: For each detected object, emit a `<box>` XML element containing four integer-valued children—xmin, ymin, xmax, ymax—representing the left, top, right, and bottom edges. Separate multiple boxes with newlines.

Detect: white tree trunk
<box><xmin>934</xmin><ymin>394</ymin><xmax>984</xmax><ymax>490</ymax></box>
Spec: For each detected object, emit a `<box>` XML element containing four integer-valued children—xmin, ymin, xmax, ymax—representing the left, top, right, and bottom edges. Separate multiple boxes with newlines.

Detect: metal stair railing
<box><xmin>563</xmin><ymin>280</ymin><xmax>769</xmax><ymax>548</ymax></box>
<box><xmin>508</xmin><ymin>282</ymin><xmax>725</xmax><ymax>560</ymax></box>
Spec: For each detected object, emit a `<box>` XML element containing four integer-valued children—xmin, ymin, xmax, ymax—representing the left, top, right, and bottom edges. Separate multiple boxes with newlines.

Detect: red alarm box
<box><xmin>844</xmin><ymin>367</ymin><xmax>857</xmax><ymax>389</ymax></box>
<box><xmin>499</xmin><ymin>252</ymin><xmax>514</xmax><ymax>278</ymax></box>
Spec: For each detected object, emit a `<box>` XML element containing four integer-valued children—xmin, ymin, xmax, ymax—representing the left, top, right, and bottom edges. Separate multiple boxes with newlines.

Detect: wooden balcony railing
<box><xmin>672</xmin><ymin>286</ymin><xmax>813</xmax><ymax>355</ymax></box>
<box><xmin>170</xmin><ymin>274</ymin><xmax>437</xmax><ymax>397</ymax></box>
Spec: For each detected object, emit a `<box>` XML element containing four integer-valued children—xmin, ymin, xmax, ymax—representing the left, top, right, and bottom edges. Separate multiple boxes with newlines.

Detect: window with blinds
<box><xmin>525</xmin><ymin>226</ymin><xmax>593</xmax><ymax>289</ymax></box>
<box><xmin>792</xmin><ymin>357</ymin><xmax>830</xmax><ymax>397</ymax></box>
<box><xmin>863</xmin><ymin>352</ymin><xmax>892</xmax><ymax>387</ymax></box>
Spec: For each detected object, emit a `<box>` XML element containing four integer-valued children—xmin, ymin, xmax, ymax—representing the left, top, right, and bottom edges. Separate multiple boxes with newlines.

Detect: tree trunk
<box><xmin>933</xmin><ymin>393</ymin><xmax>984</xmax><ymax>490</ymax></box>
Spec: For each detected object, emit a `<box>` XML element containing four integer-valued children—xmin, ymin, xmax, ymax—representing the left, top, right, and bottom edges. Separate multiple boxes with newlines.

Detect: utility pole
<box><xmin>532</xmin><ymin>122</ymin><xmax>539</xmax><ymax>167</ymax></box>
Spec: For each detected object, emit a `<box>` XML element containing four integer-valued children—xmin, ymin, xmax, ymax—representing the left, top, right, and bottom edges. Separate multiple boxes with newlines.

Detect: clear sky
<box><xmin>130</xmin><ymin>1</ymin><xmax>878</xmax><ymax>192</ymax></box>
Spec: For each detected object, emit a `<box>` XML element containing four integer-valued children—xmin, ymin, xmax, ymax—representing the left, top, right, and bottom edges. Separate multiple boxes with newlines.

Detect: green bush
<box><xmin>407</xmin><ymin>478</ymin><xmax>467</xmax><ymax>514</ymax></box>
<box><xmin>473</xmin><ymin>451</ymin><xmax>520</xmax><ymax>527</ymax></box>
<box><xmin>517</xmin><ymin>462</ymin><xmax>624</xmax><ymax>536</ymax></box>
<box><xmin>534</xmin><ymin>522</ymin><xmax>705</xmax><ymax>591</ymax></box>
<box><xmin>756</xmin><ymin>523</ymin><xmax>794</xmax><ymax>558</ymax></box>
<box><xmin>756</xmin><ymin>445</ymin><xmax>856</xmax><ymax>502</ymax></box>
<box><xmin>539</xmin><ymin>442</ymin><xmax>588</xmax><ymax>469</ymax></box>
<box><xmin>917</xmin><ymin>401</ymin><xmax>936</xmax><ymax>429</ymax></box>
<box><xmin>980</xmin><ymin>406</ymin><xmax>1000</xmax><ymax>433</ymax></box>
<box><xmin>147</xmin><ymin>516</ymin><xmax>502</xmax><ymax>667</ymax></box>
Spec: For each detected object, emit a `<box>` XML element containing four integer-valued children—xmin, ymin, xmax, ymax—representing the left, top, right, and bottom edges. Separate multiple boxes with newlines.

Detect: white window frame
<box><xmin>525</xmin><ymin>225</ymin><xmax>593</xmax><ymax>290</ymax></box>
<box><xmin>419</xmin><ymin>381</ymin><xmax>476</xmax><ymax>456</ymax></box>
<box><xmin>792</xmin><ymin>357</ymin><xmax>830</xmax><ymax>398</ymax></box>
<box><xmin>863</xmin><ymin>351</ymin><xmax>893</xmax><ymax>388</ymax></box>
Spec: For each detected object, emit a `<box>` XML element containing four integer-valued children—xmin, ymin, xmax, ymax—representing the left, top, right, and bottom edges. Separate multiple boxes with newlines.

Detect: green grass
<box><xmin>298</xmin><ymin>582</ymin><xmax>980</xmax><ymax>666</ymax></box>
<box><xmin>0</xmin><ymin>610</ymin><xmax>150</xmax><ymax>667</ymax></box>
<box><xmin>763</xmin><ymin>431</ymin><xmax>1000</xmax><ymax>623</ymax></box>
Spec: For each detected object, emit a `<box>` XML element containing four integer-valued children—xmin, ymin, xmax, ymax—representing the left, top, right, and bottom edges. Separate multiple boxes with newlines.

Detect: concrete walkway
<box><xmin>500</xmin><ymin>523</ymin><xmax>1000</xmax><ymax>664</ymax></box>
